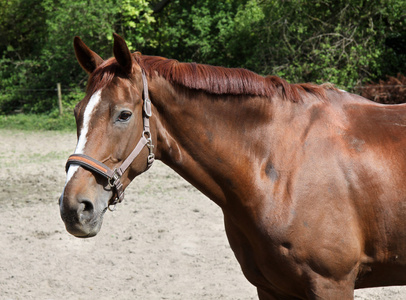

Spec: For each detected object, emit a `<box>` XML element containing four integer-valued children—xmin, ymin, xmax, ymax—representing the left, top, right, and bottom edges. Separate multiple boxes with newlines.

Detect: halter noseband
<box><xmin>65</xmin><ymin>70</ymin><xmax>155</xmax><ymax>210</ymax></box>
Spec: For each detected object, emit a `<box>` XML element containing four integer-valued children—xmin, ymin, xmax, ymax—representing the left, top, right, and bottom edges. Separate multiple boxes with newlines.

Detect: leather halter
<box><xmin>65</xmin><ymin>70</ymin><xmax>155</xmax><ymax>210</ymax></box>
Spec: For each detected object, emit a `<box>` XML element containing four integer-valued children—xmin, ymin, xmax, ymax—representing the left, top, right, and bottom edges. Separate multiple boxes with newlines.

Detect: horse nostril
<box><xmin>82</xmin><ymin>200</ymin><xmax>94</xmax><ymax>212</ymax></box>
<box><xmin>78</xmin><ymin>199</ymin><xmax>94</xmax><ymax>220</ymax></box>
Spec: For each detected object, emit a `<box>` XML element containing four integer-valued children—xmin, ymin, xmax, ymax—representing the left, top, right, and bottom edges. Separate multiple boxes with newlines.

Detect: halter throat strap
<box><xmin>65</xmin><ymin>70</ymin><xmax>154</xmax><ymax>209</ymax></box>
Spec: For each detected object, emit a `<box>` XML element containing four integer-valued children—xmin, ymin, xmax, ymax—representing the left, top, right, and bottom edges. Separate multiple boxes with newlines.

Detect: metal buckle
<box><xmin>108</xmin><ymin>170</ymin><xmax>121</xmax><ymax>188</ymax></box>
<box><xmin>144</xmin><ymin>98</ymin><xmax>152</xmax><ymax>117</ymax></box>
<box><xmin>107</xmin><ymin>169</ymin><xmax>123</xmax><ymax>211</ymax></box>
<box><xmin>146</xmin><ymin>136</ymin><xmax>155</xmax><ymax>164</ymax></box>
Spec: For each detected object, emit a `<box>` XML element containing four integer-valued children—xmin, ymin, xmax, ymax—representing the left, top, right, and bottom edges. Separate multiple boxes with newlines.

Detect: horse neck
<box><xmin>150</xmin><ymin>77</ymin><xmax>281</xmax><ymax>208</ymax></box>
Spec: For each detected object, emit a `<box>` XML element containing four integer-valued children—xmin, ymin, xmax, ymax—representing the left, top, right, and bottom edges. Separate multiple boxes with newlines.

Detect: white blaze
<box><xmin>65</xmin><ymin>90</ymin><xmax>102</xmax><ymax>185</ymax></box>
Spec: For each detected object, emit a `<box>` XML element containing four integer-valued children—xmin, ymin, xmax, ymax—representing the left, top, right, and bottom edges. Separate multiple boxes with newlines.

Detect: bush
<box><xmin>359</xmin><ymin>74</ymin><xmax>406</xmax><ymax>104</ymax></box>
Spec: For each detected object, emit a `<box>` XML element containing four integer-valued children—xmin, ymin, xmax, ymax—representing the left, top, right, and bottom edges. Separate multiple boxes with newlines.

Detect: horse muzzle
<box><xmin>59</xmin><ymin>192</ymin><xmax>107</xmax><ymax>238</ymax></box>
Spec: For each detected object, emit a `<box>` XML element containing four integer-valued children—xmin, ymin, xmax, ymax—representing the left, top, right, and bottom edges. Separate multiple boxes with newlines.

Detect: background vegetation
<box><xmin>0</xmin><ymin>0</ymin><xmax>405</xmax><ymax>129</ymax></box>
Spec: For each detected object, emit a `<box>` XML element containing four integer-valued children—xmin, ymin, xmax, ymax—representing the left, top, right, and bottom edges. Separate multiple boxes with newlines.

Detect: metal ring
<box><xmin>142</xmin><ymin>130</ymin><xmax>151</xmax><ymax>139</ymax></box>
<box><xmin>108</xmin><ymin>177</ymin><xmax>117</xmax><ymax>188</ymax></box>
<box><xmin>108</xmin><ymin>203</ymin><xmax>117</xmax><ymax>212</ymax></box>
<box><xmin>148</xmin><ymin>153</ymin><xmax>155</xmax><ymax>164</ymax></box>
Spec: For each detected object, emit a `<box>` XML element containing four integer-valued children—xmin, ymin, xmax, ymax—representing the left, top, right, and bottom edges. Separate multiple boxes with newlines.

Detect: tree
<box><xmin>0</xmin><ymin>0</ymin><xmax>405</xmax><ymax>114</ymax></box>
<box><xmin>140</xmin><ymin>0</ymin><xmax>246</xmax><ymax>64</ymax></box>
<box><xmin>0</xmin><ymin>0</ymin><xmax>156</xmax><ymax>113</ymax></box>
<box><xmin>0</xmin><ymin>0</ymin><xmax>49</xmax><ymax>113</ymax></box>
<box><xmin>219</xmin><ymin>0</ymin><xmax>406</xmax><ymax>88</ymax></box>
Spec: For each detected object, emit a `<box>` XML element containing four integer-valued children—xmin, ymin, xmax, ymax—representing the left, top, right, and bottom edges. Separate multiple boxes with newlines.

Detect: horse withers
<box><xmin>60</xmin><ymin>34</ymin><xmax>406</xmax><ymax>299</ymax></box>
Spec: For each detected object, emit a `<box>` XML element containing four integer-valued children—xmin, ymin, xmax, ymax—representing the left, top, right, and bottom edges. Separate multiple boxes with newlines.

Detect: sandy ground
<box><xmin>0</xmin><ymin>129</ymin><xmax>405</xmax><ymax>300</ymax></box>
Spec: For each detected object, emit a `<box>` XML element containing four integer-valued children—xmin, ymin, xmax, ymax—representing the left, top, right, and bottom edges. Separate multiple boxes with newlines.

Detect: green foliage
<box><xmin>0</xmin><ymin>0</ymin><xmax>47</xmax><ymax>59</ymax></box>
<box><xmin>0</xmin><ymin>0</ymin><xmax>156</xmax><ymax>114</ymax></box>
<box><xmin>116</xmin><ymin>0</ymin><xmax>156</xmax><ymax>50</ymax></box>
<box><xmin>0</xmin><ymin>0</ymin><xmax>405</xmax><ymax>123</ymax></box>
<box><xmin>144</xmin><ymin>0</ymin><xmax>245</xmax><ymax>64</ymax></box>
<box><xmin>217</xmin><ymin>0</ymin><xmax>406</xmax><ymax>89</ymax></box>
<box><xmin>0</xmin><ymin>58</ymin><xmax>51</xmax><ymax>113</ymax></box>
<box><xmin>144</xmin><ymin>0</ymin><xmax>405</xmax><ymax>89</ymax></box>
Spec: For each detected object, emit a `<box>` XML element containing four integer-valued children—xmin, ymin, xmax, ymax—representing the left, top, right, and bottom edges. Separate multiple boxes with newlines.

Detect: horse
<box><xmin>59</xmin><ymin>33</ymin><xmax>406</xmax><ymax>299</ymax></box>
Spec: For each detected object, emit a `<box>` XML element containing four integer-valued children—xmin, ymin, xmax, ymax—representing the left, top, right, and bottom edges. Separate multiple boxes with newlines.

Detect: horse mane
<box><xmin>87</xmin><ymin>54</ymin><xmax>332</xmax><ymax>102</ymax></box>
<box><xmin>135</xmin><ymin>54</ymin><xmax>332</xmax><ymax>101</ymax></box>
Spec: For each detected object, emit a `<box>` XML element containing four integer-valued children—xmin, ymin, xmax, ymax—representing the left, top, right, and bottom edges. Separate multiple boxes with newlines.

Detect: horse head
<box><xmin>60</xmin><ymin>34</ymin><xmax>155</xmax><ymax>237</ymax></box>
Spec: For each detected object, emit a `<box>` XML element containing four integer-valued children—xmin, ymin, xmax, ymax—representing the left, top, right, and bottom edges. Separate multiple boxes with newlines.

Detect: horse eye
<box><xmin>118</xmin><ymin>111</ymin><xmax>132</xmax><ymax>122</ymax></box>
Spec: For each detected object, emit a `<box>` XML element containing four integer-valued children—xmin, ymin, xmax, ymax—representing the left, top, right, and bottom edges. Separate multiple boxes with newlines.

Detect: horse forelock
<box><xmin>86</xmin><ymin>58</ymin><xmax>125</xmax><ymax>95</ymax></box>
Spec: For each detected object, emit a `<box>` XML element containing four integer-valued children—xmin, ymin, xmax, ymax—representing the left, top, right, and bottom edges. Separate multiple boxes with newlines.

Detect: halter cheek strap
<box><xmin>65</xmin><ymin>70</ymin><xmax>155</xmax><ymax>210</ymax></box>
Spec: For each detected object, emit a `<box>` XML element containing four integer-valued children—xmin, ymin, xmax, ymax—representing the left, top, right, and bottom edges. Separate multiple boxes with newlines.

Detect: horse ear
<box><xmin>74</xmin><ymin>36</ymin><xmax>104</xmax><ymax>74</ymax></box>
<box><xmin>113</xmin><ymin>33</ymin><xmax>133</xmax><ymax>74</ymax></box>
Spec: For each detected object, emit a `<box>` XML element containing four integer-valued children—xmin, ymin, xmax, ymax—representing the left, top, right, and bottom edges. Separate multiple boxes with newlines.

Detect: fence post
<box><xmin>57</xmin><ymin>83</ymin><xmax>63</xmax><ymax>116</ymax></box>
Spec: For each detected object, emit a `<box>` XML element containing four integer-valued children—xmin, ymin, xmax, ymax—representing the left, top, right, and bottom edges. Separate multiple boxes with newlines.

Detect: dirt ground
<box><xmin>0</xmin><ymin>129</ymin><xmax>405</xmax><ymax>300</ymax></box>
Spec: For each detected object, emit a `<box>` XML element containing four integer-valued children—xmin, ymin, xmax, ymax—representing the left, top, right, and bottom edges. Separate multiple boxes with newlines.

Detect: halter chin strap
<box><xmin>65</xmin><ymin>70</ymin><xmax>155</xmax><ymax>210</ymax></box>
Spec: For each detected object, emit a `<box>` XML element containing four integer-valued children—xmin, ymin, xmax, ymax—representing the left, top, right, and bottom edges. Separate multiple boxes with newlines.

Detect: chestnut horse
<box><xmin>60</xmin><ymin>34</ymin><xmax>406</xmax><ymax>299</ymax></box>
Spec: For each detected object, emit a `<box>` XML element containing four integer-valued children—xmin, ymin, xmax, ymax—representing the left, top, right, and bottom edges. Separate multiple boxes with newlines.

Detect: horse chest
<box><xmin>223</xmin><ymin>213</ymin><xmax>307</xmax><ymax>296</ymax></box>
